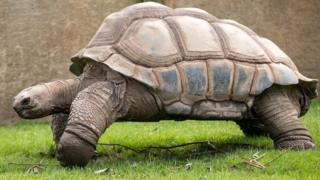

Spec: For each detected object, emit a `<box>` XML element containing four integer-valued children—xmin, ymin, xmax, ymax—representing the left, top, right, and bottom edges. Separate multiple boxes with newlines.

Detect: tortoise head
<box><xmin>13</xmin><ymin>84</ymin><xmax>53</xmax><ymax>119</ymax></box>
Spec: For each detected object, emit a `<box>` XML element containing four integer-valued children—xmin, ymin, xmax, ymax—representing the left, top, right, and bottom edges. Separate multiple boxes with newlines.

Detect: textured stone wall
<box><xmin>1</xmin><ymin>0</ymin><xmax>319</xmax><ymax>124</ymax></box>
<box><xmin>0</xmin><ymin>0</ymin><xmax>134</xmax><ymax>124</ymax></box>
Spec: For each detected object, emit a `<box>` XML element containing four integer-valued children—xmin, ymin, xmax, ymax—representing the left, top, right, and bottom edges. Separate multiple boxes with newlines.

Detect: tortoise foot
<box><xmin>56</xmin><ymin>132</ymin><xmax>95</xmax><ymax>167</ymax></box>
<box><xmin>275</xmin><ymin>140</ymin><xmax>315</xmax><ymax>150</ymax></box>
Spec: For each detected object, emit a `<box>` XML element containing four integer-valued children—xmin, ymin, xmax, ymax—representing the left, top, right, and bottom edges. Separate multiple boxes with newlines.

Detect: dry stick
<box><xmin>98</xmin><ymin>140</ymin><xmax>217</xmax><ymax>154</ymax></box>
<box><xmin>99</xmin><ymin>141</ymin><xmax>265</xmax><ymax>169</ymax></box>
<box><xmin>230</xmin><ymin>156</ymin><xmax>266</xmax><ymax>169</ymax></box>
<box><xmin>98</xmin><ymin>141</ymin><xmax>220</xmax><ymax>161</ymax></box>
<box><xmin>25</xmin><ymin>165</ymin><xmax>45</xmax><ymax>174</ymax></box>
<box><xmin>264</xmin><ymin>149</ymin><xmax>290</xmax><ymax>166</ymax></box>
<box><xmin>100</xmin><ymin>140</ymin><xmax>287</xmax><ymax>170</ymax></box>
<box><xmin>8</xmin><ymin>162</ymin><xmax>59</xmax><ymax>167</ymax></box>
<box><xmin>98</xmin><ymin>143</ymin><xmax>142</xmax><ymax>153</ymax></box>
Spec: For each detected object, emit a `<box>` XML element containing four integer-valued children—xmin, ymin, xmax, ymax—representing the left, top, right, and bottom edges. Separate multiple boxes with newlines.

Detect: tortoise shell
<box><xmin>70</xmin><ymin>2</ymin><xmax>317</xmax><ymax>117</ymax></box>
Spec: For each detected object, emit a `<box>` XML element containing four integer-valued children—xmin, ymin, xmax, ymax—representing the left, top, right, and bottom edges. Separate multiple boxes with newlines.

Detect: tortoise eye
<box><xmin>21</xmin><ymin>97</ymin><xmax>31</xmax><ymax>106</ymax></box>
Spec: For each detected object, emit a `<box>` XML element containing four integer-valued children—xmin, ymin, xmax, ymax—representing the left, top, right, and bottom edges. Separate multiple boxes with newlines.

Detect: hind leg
<box><xmin>253</xmin><ymin>86</ymin><xmax>315</xmax><ymax>150</ymax></box>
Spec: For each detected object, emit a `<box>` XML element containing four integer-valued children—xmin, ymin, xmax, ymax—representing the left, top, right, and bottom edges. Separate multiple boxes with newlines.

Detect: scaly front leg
<box><xmin>56</xmin><ymin>81</ymin><xmax>127</xmax><ymax>167</ymax></box>
<box><xmin>56</xmin><ymin>79</ymin><xmax>162</xmax><ymax>167</ymax></box>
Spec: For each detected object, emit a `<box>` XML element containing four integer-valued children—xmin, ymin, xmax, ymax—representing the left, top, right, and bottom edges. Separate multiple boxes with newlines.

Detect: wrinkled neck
<box><xmin>43</xmin><ymin>78</ymin><xmax>81</xmax><ymax>113</ymax></box>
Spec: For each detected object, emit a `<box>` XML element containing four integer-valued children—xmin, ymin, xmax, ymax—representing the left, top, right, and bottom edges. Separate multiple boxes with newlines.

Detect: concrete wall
<box><xmin>0</xmin><ymin>0</ymin><xmax>134</xmax><ymax>124</ymax></box>
<box><xmin>1</xmin><ymin>0</ymin><xmax>319</xmax><ymax>124</ymax></box>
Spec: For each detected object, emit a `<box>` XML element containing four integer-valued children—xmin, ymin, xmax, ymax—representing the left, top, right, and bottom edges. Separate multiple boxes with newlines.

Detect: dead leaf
<box><xmin>185</xmin><ymin>163</ymin><xmax>192</xmax><ymax>170</ymax></box>
<box><xmin>94</xmin><ymin>168</ymin><xmax>110</xmax><ymax>174</ymax></box>
<box><xmin>25</xmin><ymin>165</ymin><xmax>44</xmax><ymax>174</ymax></box>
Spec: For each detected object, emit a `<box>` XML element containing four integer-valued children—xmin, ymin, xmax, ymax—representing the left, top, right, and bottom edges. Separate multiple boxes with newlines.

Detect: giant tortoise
<box><xmin>13</xmin><ymin>2</ymin><xmax>318</xmax><ymax>167</ymax></box>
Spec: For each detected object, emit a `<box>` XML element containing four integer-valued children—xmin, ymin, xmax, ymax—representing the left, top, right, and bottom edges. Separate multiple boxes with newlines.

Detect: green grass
<box><xmin>0</xmin><ymin>101</ymin><xmax>319</xmax><ymax>179</ymax></box>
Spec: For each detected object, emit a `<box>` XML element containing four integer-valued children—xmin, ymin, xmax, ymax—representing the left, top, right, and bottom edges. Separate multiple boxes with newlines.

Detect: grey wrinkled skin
<box><xmin>13</xmin><ymin>2</ymin><xmax>318</xmax><ymax>168</ymax></box>
<box><xmin>51</xmin><ymin>113</ymin><xmax>69</xmax><ymax>144</ymax></box>
<box><xmin>57</xmin><ymin>75</ymin><xmax>161</xmax><ymax>167</ymax></box>
<box><xmin>253</xmin><ymin>85</ymin><xmax>315</xmax><ymax>150</ymax></box>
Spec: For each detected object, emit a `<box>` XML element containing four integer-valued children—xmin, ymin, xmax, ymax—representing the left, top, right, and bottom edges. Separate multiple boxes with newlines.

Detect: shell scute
<box><xmin>232</xmin><ymin>63</ymin><xmax>255</xmax><ymax>101</ymax></box>
<box><xmin>165</xmin><ymin>16</ymin><xmax>224</xmax><ymax>60</ymax></box>
<box><xmin>103</xmin><ymin>54</ymin><xmax>135</xmax><ymax>77</ymax></box>
<box><xmin>178</xmin><ymin>61</ymin><xmax>207</xmax><ymax>105</ymax></box>
<box><xmin>250</xmin><ymin>64</ymin><xmax>274</xmax><ymax>95</ymax></box>
<box><xmin>88</xmin><ymin>2</ymin><xmax>172</xmax><ymax>48</ymax></box>
<box><xmin>88</xmin><ymin>12</ymin><xmax>126</xmax><ymax>47</ymax></box>
<box><xmin>115</xmin><ymin>18</ymin><xmax>181</xmax><ymax>67</ymax></box>
<box><xmin>258</xmin><ymin>37</ymin><xmax>297</xmax><ymax>70</ymax></box>
<box><xmin>133</xmin><ymin>66</ymin><xmax>158</xmax><ymax>88</ymax></box>
<box><xmin>214</xmin><ymin>23</ymin><xmax>270</xmax><ymax>63</ymax></box>
<box><xmin>192</xmin><ymin>101</ymin><xmax>247</xmax><ymax>119</ymax></box>
<box><xmin>270</xmin><ymin>63</ymin><xmax>299</xmax><ymax>85</ymax></box>
<box><xmin>207</xmin><ymin>59</ymin><xmax>234</xmax><ymax>101</ymax></box>
<box><xmin>154</xmin><ymin>66</ymin><xmax>182</xmax><ymax>104</ymax></box>
<box><xmin>165</xmin><ymin>102</ymin><xmax>191</xmax><ymax>115</ymax></box>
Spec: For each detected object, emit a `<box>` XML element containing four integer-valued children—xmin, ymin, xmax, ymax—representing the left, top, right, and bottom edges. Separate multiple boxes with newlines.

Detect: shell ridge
<box><xmin>267</xmin><ymin>63</ymin><xmax>278</xmax><ymax>84</ymax></box>
<box><xmin>230</xmin><ymin>61</ymin><xmax>236</xmax><ymax>99</ymax></box>
<box><xmin>211</xmin><ymin>23</ymin><xmax>228</xmax><ymax>58</ymax></box>
<box><xmin>204</xmin><ymin>60</ymin><xmax>211</xmax><ymax>99</ymax></box>
<box><xmin>173</xmin><ymin>8</ymin><xmax>218</xmax><ymax>22</ymax></box>
<box><xmin>248</xmin><ymin>64</ymin><xmax>258</xmax><ymax>96</ymax></box>
<box><xmin>174</xmin><ymin>64</ymin><xmax>183</xmax><ymax>101</ymax></box>
<box><xmin>218</xmin><ymin>20</ymin><xmax>256</xmax><ymax>35</ymax></box>
<box><xmin>175</xmin><ymin>62</ymin><xmax>185</xmax><ymax>103</ymax></box>
<box><xmin>153</xmin><ymin>65</ymin><xmax>182</xmax><ymax>104</ymax></box>
<box><xmin>250</xmin><ymin>64</ymin><xmax>274</xmax><ymax>95</ymax></box>
<box><xmin>164</xmin><ymin>17</ymin><xmax>188</xmax><ymax>58</ymax></box>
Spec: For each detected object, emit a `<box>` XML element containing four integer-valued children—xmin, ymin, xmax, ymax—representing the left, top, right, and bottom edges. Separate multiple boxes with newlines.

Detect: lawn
<box><xmin>0</xmin><ymin>101</ymin><xmax>319</xmax><ymax>179</ymax></box>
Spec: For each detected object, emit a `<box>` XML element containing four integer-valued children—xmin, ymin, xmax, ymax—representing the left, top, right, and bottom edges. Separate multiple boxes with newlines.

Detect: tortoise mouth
<box><xmin>13</xmin><ymin>104</ymin><xmax>38</xmax><ymax>119</ymax></box>
<box><xmin>13</xmin><ymin>102</ymin><xmax>36</xmax><ymax>112</ymax></box>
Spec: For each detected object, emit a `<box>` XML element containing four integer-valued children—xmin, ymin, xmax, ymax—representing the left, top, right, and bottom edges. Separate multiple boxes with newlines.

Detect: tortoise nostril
<box><xmin>21</xmin><ymin>97</ymin><xmax>31</xmax><ymax>106</ymax></box>
<box><xmin>13</xmin><ymin>106</ymin><xmax>18</xmax><ymax>112</ymax></box>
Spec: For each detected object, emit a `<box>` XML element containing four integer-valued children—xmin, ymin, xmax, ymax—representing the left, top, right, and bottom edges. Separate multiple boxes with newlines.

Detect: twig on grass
<box><xmin>98</xmin><ymin>143</ymin><xmax>142</xmax><ymax>154</ymax></box>
<box><xmin>100</xmin><ymin>140</ymin><xmax>269</xmax><ymax>171</ymax></box>
<box><xmin>98</xmin><ymin>140</ymin><xmax>218</xmax><ymax>154</ymax></box>
<box><xmin>191</xmin><ymin>141</ymin><xmax>265</xmax><ymax>169</ymax></box>
<box><xmin>8</xmin><ymin>159</ymin><xmax>59</xmax><ymax>174</ymax></box>
<box><xmin>98</xmin><ymin>141</ymin><xmax>221</xmax><ymax>160</ymax></box>
<box><xmin>8</xmin><ymin>162</ymin><xmax>59</xmax><ymax>167</ymax></box>
<box><xmin>98</xmin><ymin>140</ymin><xmax>287</xmax><ymax>170</ymax></box>
<box><xmin>8</xmin><ymin>159</ymin><xmax>57</xmax><ymax>174</ymax></box>
<box><xmin>25</xmin><ymin>164</ymin><xmax>45</xmax><ymax>174</ymax></box>
<box><xmin>231</xmin><ymin>149</ymin><xmax>291</xmax><ymax>170</ymax></box>
<box><xmin>264</xmin><ymin>148</ymin><xmax>290</xmax><ymax>166</ymax></box>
